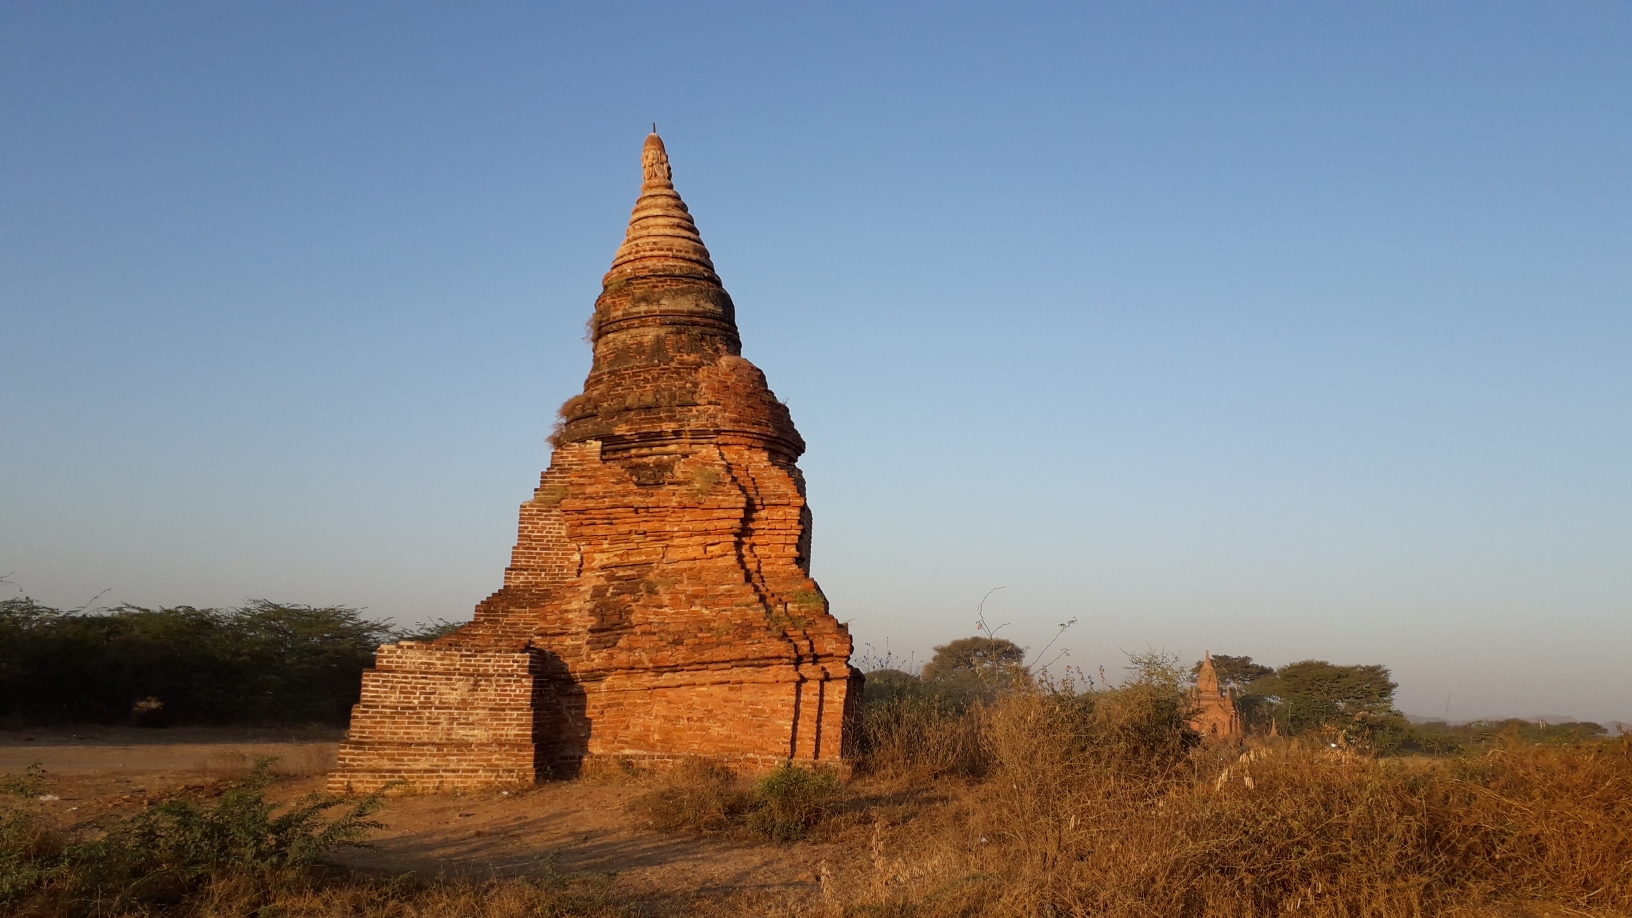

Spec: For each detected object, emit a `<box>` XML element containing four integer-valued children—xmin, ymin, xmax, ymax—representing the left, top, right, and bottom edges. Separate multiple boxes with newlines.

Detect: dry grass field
<box><xmin>4</xmin><ymin>686</ymin><xmax>1630</xmax><ymax>918</ymax></box>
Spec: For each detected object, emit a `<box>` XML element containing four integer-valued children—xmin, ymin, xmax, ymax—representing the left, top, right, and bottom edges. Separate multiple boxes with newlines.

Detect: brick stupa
<box><xmin>330</xmin><ymin>133</ymin><xmax>861</xmax><ymax>792</ymax></box>
<box><xmin>1189</xmin><ymin>652</ymin><xmax>1242</xmax><ymax>740</ymax></box>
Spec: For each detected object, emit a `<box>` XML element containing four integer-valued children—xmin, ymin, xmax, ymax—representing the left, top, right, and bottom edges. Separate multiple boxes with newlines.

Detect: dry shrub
<box><xmin>1441</xmin><ymin>739</ymin><xmax>1632</xmax><ymax>904</ymax></box>
<box><xmin>825</xmin><ymin>687</ymin><xmax>1632</xmax><ymax>918</ymax></box>
<box><xmin>628</xmin><ymin>758</ymin><xmax>750</xmax><ymax>834</ymax></box>
<box><xmin>631</xmin><ymin>759</ymin><xmax>844</xmax><ymax>844</ymax></box>
<box><xmin>859</xmin><ymin>697</ymin><xmax>987</xmax><ymax>779</ymax></box>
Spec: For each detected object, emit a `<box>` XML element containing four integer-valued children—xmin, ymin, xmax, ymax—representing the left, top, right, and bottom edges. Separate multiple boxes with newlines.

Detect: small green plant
<box><xmin>0</xmin><ymin>763</ymin><xmax>46</xmax><ymax>799</ymax></box>
<box><xmin>746</xmin><ymin>764</ymin><xmax>840</xmax><ymax>843</ymax></box>
<box><xmin>0</xmin><ymin>805</ymin><xmax>68</xmax><ymax>902</ymax></box>
<box><xmin>1</xmin><ymin>758</ymin><xmax>385</xmax><ymax>913</ymax></box>
<box><xmin>787</xmin><ymin>588</ymin><xmax>824</xmax><ymax>609</ymax></box>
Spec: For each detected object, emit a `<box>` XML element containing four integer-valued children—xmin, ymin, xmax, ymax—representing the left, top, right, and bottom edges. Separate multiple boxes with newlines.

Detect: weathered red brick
<box><xmin>330</xmin><ymin>133</ymin><xmax>860</xmax><ymax>794</ymax></box>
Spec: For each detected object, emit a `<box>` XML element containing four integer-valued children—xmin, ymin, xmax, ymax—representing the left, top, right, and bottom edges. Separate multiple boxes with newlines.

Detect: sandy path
<box><xmin>0</xmin><ymin>742</ymin><xmax>336</xmax><ymax>775</ymax></box>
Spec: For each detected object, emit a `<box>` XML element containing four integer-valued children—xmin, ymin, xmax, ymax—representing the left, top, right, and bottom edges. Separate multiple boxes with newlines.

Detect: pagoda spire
<box><xmin>603</xmin><ymin>131</ymin><xmax>719</xmax><ymax>287</ymax></box>
<box><xmin>1197</xmin><ymin>651</ymin><xmax>1221</xmax><ymax>694</ymax></box>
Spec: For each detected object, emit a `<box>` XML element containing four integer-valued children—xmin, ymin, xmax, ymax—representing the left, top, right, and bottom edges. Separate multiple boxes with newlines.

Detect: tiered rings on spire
<box><xmin>603</xmin><ymin>133</ymin><xmax>719</xmax><ymax>287</ymax></box>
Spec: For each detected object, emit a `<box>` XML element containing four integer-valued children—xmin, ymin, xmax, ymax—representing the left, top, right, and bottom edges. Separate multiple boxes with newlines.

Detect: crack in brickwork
<box><xmin>330</xmin><ymin>134</ymin><xmax>861</xmax><ymax>793</ymax></box>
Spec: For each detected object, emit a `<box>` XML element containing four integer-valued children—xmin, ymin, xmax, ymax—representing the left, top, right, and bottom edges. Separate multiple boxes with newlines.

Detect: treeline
<box><xmin>861</xmin><ymin>638</ymin><xmax>1611</xmax><ymax>754</ymax></box>
<box><xmin>0</xmin><ymin>597</ymin><xmax>458</xmax><ymax>727</ymax></box>
<box><xmin>1413</xmin><ymin>716</ymin><xmax>1612</xmax><ymax>748</ymax></box>
<box><xmin>1192</xmin><ymin>654</ymin><xmax>1612</xmax><ymax>751</ymax></box>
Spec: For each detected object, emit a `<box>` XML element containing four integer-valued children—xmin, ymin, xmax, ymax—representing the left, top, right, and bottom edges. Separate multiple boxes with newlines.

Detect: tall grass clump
<box><xmin>629</xmin><ymin>758</ymin><xmax>750</xmax><ymax>834</ymax></box>
<box><xmin>859</xmin><ymin>696</ymin><xmax>987</xmax><ymax>780</ymax></box>
<box><xmin>631</xmin><ymin>759</ymin><xmax>843</xmax><ymax>844</ymax></box>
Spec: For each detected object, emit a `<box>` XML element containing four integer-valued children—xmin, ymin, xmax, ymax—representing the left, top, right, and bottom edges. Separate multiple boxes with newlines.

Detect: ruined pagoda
<box><xmin>1189</xmin><ymin>652</ymin><xmax>1243</xmax><ymax>740</ymax></box>
<box><xmin>330</xmin><ymin>133</ymin><xmax>861</xmax><ymax>792</ymax></box>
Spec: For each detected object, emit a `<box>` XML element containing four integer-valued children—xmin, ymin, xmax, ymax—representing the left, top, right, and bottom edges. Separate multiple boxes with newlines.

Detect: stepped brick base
<box><xmin>330</xmin><ymin>640</ymin><xmax>858</xmax><ymax>793</ymax></box>
<box><xmin>328</xmin><ymin>644</ymin><xmax>538</xmax><ymax>793</ymax></box>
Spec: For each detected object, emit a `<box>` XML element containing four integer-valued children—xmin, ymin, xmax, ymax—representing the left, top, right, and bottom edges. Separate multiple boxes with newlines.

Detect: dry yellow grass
<box><xmin>804</xmin><ymin>687</ymin><xmax>1632</xmax><ymax>918</ymax></box>
<box><xmin>189</xmin><ymin>872</ymin><xmax>627</xmax><ymax>918</ymax></box>
<box><xmin>5</xmin><ymin>687</ymin><xmax>1629</xmax><ymax>917</ymax></box>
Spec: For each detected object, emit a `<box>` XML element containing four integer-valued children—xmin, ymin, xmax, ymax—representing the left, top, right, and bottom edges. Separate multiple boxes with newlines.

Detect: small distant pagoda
<box><xmin>329</xmin><ymin>132</ymin><xmax>860</xmax><ymax>792</ymax></box>
<box><xmin>1190</xmin><ymin>652</ymin><xmax>1243</xmax><ymax>739</ymax></box>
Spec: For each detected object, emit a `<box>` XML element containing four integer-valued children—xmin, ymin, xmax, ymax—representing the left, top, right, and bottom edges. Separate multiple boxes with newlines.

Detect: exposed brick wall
<box><xmin>329</xmin><ymin>644</ymin><xmax>538</xmax><ymax>792</ymax></box>
<box><xmin>330</xmin><ymin>133</ymin><xmax>860</xmax><ymax>793</ymax></box>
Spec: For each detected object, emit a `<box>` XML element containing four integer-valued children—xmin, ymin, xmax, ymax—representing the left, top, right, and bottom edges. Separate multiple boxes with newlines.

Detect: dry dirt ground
<box><xmin>0</xmin><ymin>728</ymin><xmax>853</xmax><ymax>913</ymax></box>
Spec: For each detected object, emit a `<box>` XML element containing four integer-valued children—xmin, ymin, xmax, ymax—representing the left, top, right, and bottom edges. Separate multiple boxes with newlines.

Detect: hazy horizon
<box><xmin>3</xmin><ymin>4</ymin><xmax>1628</xmax><ymax>725</ymax></box>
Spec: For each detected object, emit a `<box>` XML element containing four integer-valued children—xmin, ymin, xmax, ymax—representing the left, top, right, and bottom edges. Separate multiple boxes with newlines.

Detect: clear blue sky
<box><xmin>3</xmin><ymin>4</ymin><xmax>1628</xmax><ymax>724</ymax></box>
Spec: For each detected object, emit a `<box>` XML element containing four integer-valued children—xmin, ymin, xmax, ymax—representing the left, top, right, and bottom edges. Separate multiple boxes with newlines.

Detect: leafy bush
<box><xmin>396</xmin><ymin>617</ymin><xmax>467</xmax><ymax>643</ymax></box>
<box><xmin>4</xmin><ymin>815</ymin><xmax>626</xmax><ymax>917</ymax></box>
<box><xmin>858</xmin><ymin>667</ymin><xmax>923</xmax><ymax>706</ymax></box>
<box><xmin>1407</xmin><ymin>717</ymin><xmax>1611</xmax><ymax>754</ymax></box>
<box><xmin>746</xmin><ymin>764</ymin><xmax>841</xmax><ymax>844</ymax></box>
<box><xmin>0</xmin><ymin>805</ymin><xmax>67</xmax><ymax>904</ymax></box>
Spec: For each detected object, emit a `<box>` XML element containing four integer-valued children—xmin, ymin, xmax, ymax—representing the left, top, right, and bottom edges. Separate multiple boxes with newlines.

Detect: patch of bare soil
<box><xmin>0</xmin><ymin>729</ymin><xmax>845</xmax><ymax>913</ymax></box>
<box><xmin>334</xmin><ymin>780</ymin><xmax>838</xmax><ymax>905</ymax></box>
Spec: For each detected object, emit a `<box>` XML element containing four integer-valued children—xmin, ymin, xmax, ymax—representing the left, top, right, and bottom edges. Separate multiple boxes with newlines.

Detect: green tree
<box><xmin>397</xmin><ymin>618</ymin><xmax>465</xmax><ymax>642</ymax></box>
<box><xmin>923</xmin><ymin>636</ymin><xmax>1024</xmax><ymax>681</ymax></box>
<box><xmin>226</xmin><ymin>601</ymin><xmax>397</xmax><ymax>724</ymax></box>
<box><xmin>860</xmin><ymin>668</ymin><xmax>922</xmax><ymax>706</ymax></box>
<box><xmin>922</xmin><ymin>636</ymin><xmax>1028</xmax><ymax>703</ymax></box>
<box><xmin>1245</xmin><ymin>660</ymin><xmax>1398</xmax><ymax>734</ymax></box>
<box><xmin>1189</xmin><ymin>654</ymin><xmax>1273</xmax><ymax>692</ymax></box>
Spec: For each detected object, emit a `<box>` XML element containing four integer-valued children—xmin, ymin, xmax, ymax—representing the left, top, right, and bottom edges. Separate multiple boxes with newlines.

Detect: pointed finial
<box><xmin>652</xmin><ymin>122</ymin><xmax>657</xmax><ymax>134</ymax></box>
<box><xmin>641</xmin><ymin>133</ymin><xmax>671</xmax><ymax>186</ymax></box>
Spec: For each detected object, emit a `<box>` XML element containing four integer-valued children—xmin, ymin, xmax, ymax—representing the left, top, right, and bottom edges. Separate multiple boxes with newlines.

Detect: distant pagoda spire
<box><xmin>603</xmin><ymin>132</ymin><xmax>719</xmax><ymax>287</ymax></box>
<box><xmin>1190</xmin><ymin>650</ymin><xmax>1242</xmax><ymax>740</ymax></box>
<box><xmin>1196</xmin><ymin>650</ymin><xmax>1222</xmax><ymax>695</ymax></box>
